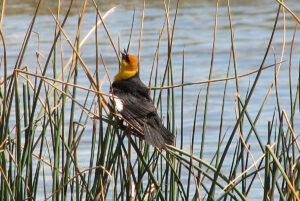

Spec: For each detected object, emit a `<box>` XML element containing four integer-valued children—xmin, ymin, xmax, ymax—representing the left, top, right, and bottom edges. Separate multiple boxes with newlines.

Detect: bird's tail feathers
<box><xmin>161</xmin><ymin>126</ymin><xmax>174</xmax><ymax>146</ymax></box>
<box><xmin>144</xmin><ymin>120</ymin><xmax>174</xmax><ymax>149</ymax></box>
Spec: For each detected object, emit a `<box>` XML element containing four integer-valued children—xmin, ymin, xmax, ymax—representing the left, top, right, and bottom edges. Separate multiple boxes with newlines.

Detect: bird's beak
<box><xmin>121</xmin><ymin>49</ymin><xmax>128</xmax><ymax>60</ymax></box>
<box><xmin>121</xmin><ymin>52</ymin><xmax>126</xmax><ymax>60</ymax></box>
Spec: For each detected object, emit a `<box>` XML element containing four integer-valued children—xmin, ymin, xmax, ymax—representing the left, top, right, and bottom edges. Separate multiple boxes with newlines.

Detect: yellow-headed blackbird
<box><xmin>110</xmin><ymin>51</ymin><xmax>174</xmax><ymax>149</ymax></box>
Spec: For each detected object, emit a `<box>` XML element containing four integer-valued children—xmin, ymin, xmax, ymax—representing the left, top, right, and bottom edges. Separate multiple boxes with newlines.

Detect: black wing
<box><xmin>111</xmin><ymin>74</ymin><xmax>174</xmax><ymax>148</ymax></box>
<box><xmin>112</xmin><ymin>74</ymin><xmax>155</xmax><ymax>130</ymax></box>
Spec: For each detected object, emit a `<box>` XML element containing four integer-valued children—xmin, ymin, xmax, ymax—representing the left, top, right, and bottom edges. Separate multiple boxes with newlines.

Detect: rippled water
<box><xmin>3</xmin><ymin>0</ymin><xmax>300</xmax><ymax>199</ymax></box>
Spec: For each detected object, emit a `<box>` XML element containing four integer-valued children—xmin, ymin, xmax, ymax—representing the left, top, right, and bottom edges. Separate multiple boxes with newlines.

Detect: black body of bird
<box><xmin>110</xmin><ymin>52</ymin><xmax>174</xmax><ymax>149</ymax></box>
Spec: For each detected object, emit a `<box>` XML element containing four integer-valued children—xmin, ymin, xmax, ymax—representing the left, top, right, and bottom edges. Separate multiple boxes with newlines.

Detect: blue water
<box><xmin>2</xmin><ymin>0</ymin><xmax>300</xmax><ymax>200</ymax></box>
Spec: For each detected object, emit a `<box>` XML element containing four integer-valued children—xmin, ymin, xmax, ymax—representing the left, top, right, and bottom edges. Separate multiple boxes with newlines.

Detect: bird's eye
<box><xmin>124</xmin><ymin>55</ymin><xmax>130</xmax><ymax>63</ymax></box>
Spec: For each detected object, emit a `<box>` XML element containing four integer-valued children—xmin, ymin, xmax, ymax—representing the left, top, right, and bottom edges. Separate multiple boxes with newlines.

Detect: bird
<box><xmin>110</xmin><ymin>50</ymin><xmax>174</xmax><ymax>149</ymax></box>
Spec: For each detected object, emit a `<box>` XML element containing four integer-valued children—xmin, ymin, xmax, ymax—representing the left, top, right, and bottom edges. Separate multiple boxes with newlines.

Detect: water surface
<box><xmin>3</xmin><ymin>0</ymin><xmax>300</xmax><ymax>199</ymax></box>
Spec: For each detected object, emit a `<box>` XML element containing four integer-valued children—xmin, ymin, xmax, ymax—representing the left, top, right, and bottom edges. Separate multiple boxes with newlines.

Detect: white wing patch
<box><xmin>109</xmin><ymin>93</ymin><xmax>124</xmax><ymax>112</ymax></box>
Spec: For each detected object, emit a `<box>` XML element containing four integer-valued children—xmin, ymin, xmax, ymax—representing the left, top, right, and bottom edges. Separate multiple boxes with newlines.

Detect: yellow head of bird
<box><xmin>114</xmin><ymin>51</ymin><xmax>138</xmax><ymax>82</ymax></box>
<box><xmin>121</xmin><ymin>52</ymin><xmax>138</xmax><ymax>71</ymax></box>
